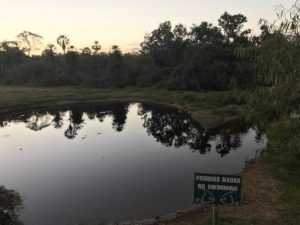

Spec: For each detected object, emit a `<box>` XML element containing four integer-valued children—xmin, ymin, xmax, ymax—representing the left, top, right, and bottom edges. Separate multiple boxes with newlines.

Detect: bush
<box><xmin>0</xmin><ymin>186</ymin><xmax>23</xmax><ymax>225</ymax></box>
<box><xmin>267</xmin><ymin>119</ymin><xmax>300</xmax><ymax>170</ymax></box>
<box><xmin>4</xmin><ymin>61</ymin><xmax>56</xmax><ymax>86</ymax></box>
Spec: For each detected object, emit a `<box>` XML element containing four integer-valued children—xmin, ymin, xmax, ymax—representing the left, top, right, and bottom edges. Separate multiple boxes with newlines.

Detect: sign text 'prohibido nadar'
<box><xmin>194</xmin><ymin>173</ymin><xmax>242</xmax><ymax>206</ymax></box>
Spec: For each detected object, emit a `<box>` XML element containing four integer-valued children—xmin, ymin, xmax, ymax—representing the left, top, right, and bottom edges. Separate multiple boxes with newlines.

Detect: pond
<box><xmin>0</xmin><ymin>102</ymin><xmax>266</xmax><ymax>225</ymax></box>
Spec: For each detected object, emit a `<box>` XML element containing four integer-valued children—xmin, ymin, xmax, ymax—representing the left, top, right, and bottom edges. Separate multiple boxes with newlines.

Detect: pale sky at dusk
<box><xmin>0</xmin><ymin>0</ymin><xmax>295</xmax><ymax>52</ymax></box>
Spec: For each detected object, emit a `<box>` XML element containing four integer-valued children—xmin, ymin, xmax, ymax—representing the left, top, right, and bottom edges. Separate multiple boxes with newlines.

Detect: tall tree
<box><xmin>16</xmin><ymin>31</ymin><xmax>43</xmax><ymax>56</ymax></box>
<box><xmin>237</xmin><ymin>2</ymin><xmax>300</xmax><ymax>124</ymax></box>
<box><xmin>56</xmin><ymin>35</ymin><xmax>70</xmax><ymax>54</ymax></box>
<box><xmin>140</xmin><ymin>21</ymin><xmax>176</xmax><ymax>67</ymax></box>
<box><xmin>141</xmin><ymin>21</ymin><xmax>174</xmax><ymax>54</ymax></box>
<box><xmin>190</xmin><ymin>22</ymin><xmax>224</xmax><ymax>45</ymax></box>
<box><xmin>108</xmin><ymin>45</ymin><xmax>125</xmax><ymax>87</ymax></box>
<box><xmin>218</xmin><ymin>12</ymin><xmax>248</xmax><ymax>42</ymax></box>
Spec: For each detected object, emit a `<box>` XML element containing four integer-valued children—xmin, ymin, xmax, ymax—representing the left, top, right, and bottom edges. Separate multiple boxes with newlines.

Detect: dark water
<box><xmin>0</xmin><ymin>102</ymin><xmax>266</xmax><ymax>225</ymax></box>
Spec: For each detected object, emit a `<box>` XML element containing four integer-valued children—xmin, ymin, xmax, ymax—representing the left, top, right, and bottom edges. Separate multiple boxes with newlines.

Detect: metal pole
<box><xmin>216</xmin><ymin>205</ymin><xmax>219</xmax><ymax>224</ymax></box>
<box><xmin>213</xmin><ymin>204</ymin><xmax>215</xmax><ymax>225</ymax></box>
<box><xmin>213</xmin><ymin>204</ymin><xmax>219</xmax><ymax>225</ymax></box>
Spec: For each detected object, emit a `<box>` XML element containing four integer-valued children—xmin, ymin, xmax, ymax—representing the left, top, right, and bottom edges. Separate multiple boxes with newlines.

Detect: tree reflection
<box><xmin>64</xmin><ymin>107</ymin><xmax>84</xmax><ymax>139</ymax></box>
<box><xmin>52</xmin><ymin>112</ymin><xmax>64</xmax><ymax>128</ymax></box>
<box><xmin>139</xmin><ymin>104</ymin><xmax>211</xmax><ymax>153</ymax></box>
<box><xmin>110</xmin><ymin>103</ymin><xmax>129</xmax><ymax>132</ymax></box>
<box><xmin>0</xmin><ymin>103</ymin><xmax>261</xmax><ymax>157</ymax></box>
<box><xmin>26</xmin><ymin>113</ymin><xmax>53</xmax><ymax>131</ymax></box>
<box><xmin>61</xmin><ymin>103</ymin><xmax>129</xmax><ymax>138</ymax></box>
<box><xmin>0</xmin><ymin>120</ymin><xmax>8</xmax><ymax>127</ymax></box>
<box><xmin>216</xmin><ymin>131</ymin><xmax>240</xmax><ymax>157</ymax></box>
<box><xmin>189</xmin><ymin>130</ymin><xmax>212</xmax><ymax>154</ymax></box>
<box><xmin>213</xmin><ymin>120</ymin><xmax>247</xmax><ymax>157</ymax></box>
<box><xmin>77</xmin><ymin>103</ymin><xmax>129</xmax><ymax>132</ymax></box>
<box><xmin>139</xmin><ymin>103</ymin><xmax>251</xmax><ymax>156</ymax></box>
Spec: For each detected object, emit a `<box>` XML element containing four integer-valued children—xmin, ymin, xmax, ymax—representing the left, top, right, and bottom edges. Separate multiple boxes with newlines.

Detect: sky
<box><xmin>0</xmin><ymin>0</ymin><xmax>296</xmax><ymax>52</ymax></box>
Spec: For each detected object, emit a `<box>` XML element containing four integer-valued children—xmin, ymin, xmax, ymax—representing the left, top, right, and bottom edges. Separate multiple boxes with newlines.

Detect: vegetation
<box><xmin>0</xmin><ymin>186</ymin><xmax>23</xmax><ymax>225</ymax></box>
<box><xmin>0</xmin><ymin>12</ymin><xmax>256</xmax><ymax>90</ymax></box>
<box><xmin>0</xmin><ymin>86</ymin><xmax>247</xmax><ymax>118</ymax></box>
<box><xmin>0</xmin><ymin>1</ymin><xmax>299</xmax><ymax>225</ymax></box>
<box><xmin>237</xmin><ymin>1</ymin><xmax>300</xmax><ymax>224</ymax></box>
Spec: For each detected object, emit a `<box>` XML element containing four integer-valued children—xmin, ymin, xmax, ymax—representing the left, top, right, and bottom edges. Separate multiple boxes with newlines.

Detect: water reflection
<box><xmin>65</xmin><ymin>107</ymin><xmax>85</xmax><ymax>139</ymax></box>
<box><xmin>0</xmin><ymin>102</ymin><xmax>266</xmax><ymax>225</ymax></box>
<box><xmin>111</xmin><ymin>103</ymin><xmax>129</xmax><ymax>132</ymax></box>
<box><xmin>138</xmin><ymin>103</ymin><xmax>257</xmax><ymax>157</ymax></box>
<box><xmin>26</xmin><ymin>114</ymin><xmax>53</xmax><ymax>131</ymax></box>
<box><xmin>0</xmin><ymin>102</ymin><xmax>263</xmax><ymax>157</ymax></box>
<box><xmin>52</xmin><ymin>112</ymin><xmax>64</xmax><ymax>129</ymax></box>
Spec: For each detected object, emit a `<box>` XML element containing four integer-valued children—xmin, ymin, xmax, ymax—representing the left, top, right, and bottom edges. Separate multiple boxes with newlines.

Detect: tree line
<box><xmin>0</xmin><ymin>12</ymin><xmax>264</xmax><ymax>90</ymax></box>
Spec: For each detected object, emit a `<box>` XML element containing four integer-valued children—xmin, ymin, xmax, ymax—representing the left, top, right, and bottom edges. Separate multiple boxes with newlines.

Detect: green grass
<box><xmin>267</xmin><ymin>159</ymin><xmax>300</xmax><ymax>225</ymax></box>
<box><xmin>0</xmin><ymin>86</ymin><xmax>249</xmax><ymax>118</ymax></box>
<box><xmin>262</xmin><ymin>119</ymin><xmax>300</xmax><ymax>225</ymax></box>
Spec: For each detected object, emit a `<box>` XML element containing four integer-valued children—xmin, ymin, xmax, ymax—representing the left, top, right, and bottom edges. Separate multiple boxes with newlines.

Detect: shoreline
<box><xmin>0</xmin><ymin>86</ymin><xmax>246</xmax><ymax>129</ymax></box>
<box><xmin>0</xmin><ymin>97</ymin><xmax>236</xmax><ymax>129</ymax></box>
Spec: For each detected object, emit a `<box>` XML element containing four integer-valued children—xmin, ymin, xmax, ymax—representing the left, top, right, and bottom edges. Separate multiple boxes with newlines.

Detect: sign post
<box><xmin>213</xmin><ymin>204</ymin><xmax>218</xmax><ymax>225</ymax></box>
<box><xmin>193</xmin><ymin>173</ymin><xmax>242</xmax><ymax>225</ymax></box>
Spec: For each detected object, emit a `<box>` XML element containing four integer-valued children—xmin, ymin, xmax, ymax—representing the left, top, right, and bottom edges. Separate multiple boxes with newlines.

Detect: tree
<box><xmin>235</xmin><ymin>1</ymin><xmax>300</xmax><ymax>127</ymax></box>
<box><xmin>173</xmin><ymin>24</ymin><xmax>187</xmax><ymax>42</ymax></box>
<box><xmin>56</xmin><ymin>35</ymin><xmax>70</xmax><ymax>54</ymax></box>
<box><xmin>0</xmin><ymin>41</ymin><xmax>24</xmax><ymax>74</ymax></box>
<box><xmin>42</xmin><ymin>44</ymin><xmax>56</xmax><ymax>60</ymax></box>
<box><xmin>108</xmin><ymin>45</ymin><xmax>126</xmax><ymax>87</ymax></box>
<box><xmin>16</xmin><ymin>31</ymin><xmax>43</xmax><ymax>56</ymax></box>
<box><xmin>141</xmin><ymin>21</ymin><xmax>180</xmax><ymax>67</ymax></box>
<box><xmin>111</xmin><ymin>45</ymin><xmax>121</xmax><ymax>54</ymax></box>
<box><xmin>81</xmin><ymin>47</ymin><xmax>92</xmax><ymax>55</ymax></box>
<box><xmin>92</xmin><ymin>41</ymin><xmax>101</xmax><ymax>55</ymax></box>
<box><xmin>190</xmin><ymin>22</ymin><xmax>224</xmax><ymax>45</ymax></box>
<box><xmin>236</xmin><ymin>2</ymin><xmax>300</xmax><ymax>190</ymax></box>
<box><xmin>171</xmin><ymin>24</ymin><xmax>188</xmax><ymax>65</ymax></box>
<box><xmin>218</xmin><ymin>12</ymin><xmax>248</xmax><ymax>42</ymax></box>
<box><xmin>68</xmin><ymin>45</ymin><xmax>76</xmax><ymax>52</ymax></box>
<box><xmin>0</xmin><ymin>41</ymin><xmax>19</xmax><ymax>51</ymax></box>
<box><xmin>65</xmin><ymin>49</ymin><xmax>79</xmax><ymax>76</ymax></box>
<box><xmin>141</xmin><ymin>21</ymin><xmax>174</xmax><ymax>53</ymax></box>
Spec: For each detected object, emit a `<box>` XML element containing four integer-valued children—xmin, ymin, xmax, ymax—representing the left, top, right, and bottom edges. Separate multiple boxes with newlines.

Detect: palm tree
<box><xmin>56</xmin><ymin>35</ymin><xmax>70</xmax><ymax>54</ymax></box>
<box><xmin>92</xmin><ymin>41</ymin><xmax>101</xmax><ymax>55</ymax></box>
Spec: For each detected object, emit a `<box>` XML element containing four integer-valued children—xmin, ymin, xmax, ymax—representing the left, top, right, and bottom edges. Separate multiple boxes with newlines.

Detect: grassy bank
<box><xmin>0</xmin><ymin>86</ymin><xmax>248</xmax><ymax>128</ymax></box>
